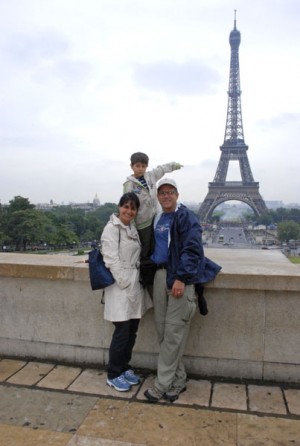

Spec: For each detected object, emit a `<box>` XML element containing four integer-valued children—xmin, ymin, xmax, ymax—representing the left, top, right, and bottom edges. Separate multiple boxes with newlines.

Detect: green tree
<box><xmin>46</xmin><ymin>224</ymin><xmax>79</xmax><ymax>247</ymax></box>
<box><xmin>6</xmin><ymin>209</ymin><xmax>52</xmax><ymax>251</ymax></box>
<box><xmin>288</xmin><ymin>208</ymin><xmax>300</xmax><ymax>224</ymax></box>
<box><xmin>273</xmin><ymin>208</ymin><xmax>290</xmax><ymax>223</ymax></box>
<box><xmin>0</xmin><ymin>231</ymin><xmax>5</xmax><ymax>249</ymax></box>
<box><xmin>0</xmin><ymin>204</ymin><xmax>8</xmax><ymax>247</ymax></box>
<box><xmin>47</xmin><ymin>208</ymin><xmax>87</xmax><ymax>240</ymax></box>
<box><xmin>277</xmin><ymin>221</ymin><xmax>300</xmax><ymax>242</ymax></box>
<box><xmin>81</xmin><ymin>229</ymin><xmax>97</xmax><ymax>243</ymax></box>
<box><xmin>8</xmin><ymin>196</ymin><xmax>34</xmax><ymax>212</ymax></box>
<box><xmin>256</xmin><ymin>211</ymin><xmax>274</xmax><ymax>226</ymax></box>
<box><xmin>85</xmin><ymin>203</ymin><xmax>117</xmax><ymax>240</ymax></box>
<box><xmin>1</xmin><ymin>198</ymin><xmax>118</xmax><ymax>250</ymax></box>
<box><xmin>241</xmin><ymin>211</ymin><xmax>255</xmax><ymax>223</ymax></box>
<box><xmin>210</xmin><ymin>210</ymin><xmax>225</xmax><ymax>224</ymax></box>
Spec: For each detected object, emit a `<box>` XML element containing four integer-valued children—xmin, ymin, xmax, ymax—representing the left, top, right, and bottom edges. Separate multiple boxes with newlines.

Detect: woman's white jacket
<box><xmin>101</xmin><ymin>214</ymin><xmax>151</xmax><ymax>322</ymax></box>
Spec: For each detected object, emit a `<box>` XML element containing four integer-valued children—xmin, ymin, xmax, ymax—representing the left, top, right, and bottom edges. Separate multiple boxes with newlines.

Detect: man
<box><xmin>144</xmin><ymin>178</ymin><xmax>220</xmax><ymax>403</ymax></box>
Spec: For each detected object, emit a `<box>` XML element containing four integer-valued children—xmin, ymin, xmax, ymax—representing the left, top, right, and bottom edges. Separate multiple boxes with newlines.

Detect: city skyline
<box><xmin>2</xmin><ymin>193</ymin><xmax>298</xmax><ymax>211</ymax></box>
<box><xmin>1</xmin><ymin>0</ymin><xmax>300</xmax><ymax>205</ymax></box>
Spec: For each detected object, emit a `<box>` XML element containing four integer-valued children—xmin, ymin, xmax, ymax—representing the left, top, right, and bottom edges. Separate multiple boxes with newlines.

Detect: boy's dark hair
<box><xmin>130</xmin><ymin>152</ymin><xmax>149</xmax><ymax>166</ymax></box>
<box><xmin>118</xmin><ymin>192</ymin><xmax>140</xmax><ymax>210</ymax></box>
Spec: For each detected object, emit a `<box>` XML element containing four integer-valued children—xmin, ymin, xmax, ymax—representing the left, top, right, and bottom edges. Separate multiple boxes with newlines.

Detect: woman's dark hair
<box><xmin>130</xmin><ymin>152</ymin><xmax>149</xmax><ymax>166</ymax></box>
<box><xmin>118</xmin><ymin>192</ymin><xmax>140</xmax><ymax>210</ymax></box>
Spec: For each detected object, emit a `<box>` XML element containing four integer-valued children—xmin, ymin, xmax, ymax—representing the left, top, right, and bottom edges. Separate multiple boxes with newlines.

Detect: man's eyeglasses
<box><xmin>158</xmin><ymin>190</ymin><xmax>177</xmax><ymax>196</ymax></box>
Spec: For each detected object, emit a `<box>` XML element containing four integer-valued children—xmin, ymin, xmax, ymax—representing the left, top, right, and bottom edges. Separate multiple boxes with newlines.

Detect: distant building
<box><xmin>35</xmin><ymin>194</ymin><xmax>101</xmax><ymax>212</ymax></box>
<box><xmin>285</xmin><ymin>203</ymin><xmax>300</xmax><ymax>209</ymax></box>
<box><xmin>93</xmin><ymin>193</ymin><xmax>100</xmax><ymax>207</ymax></box>
<box><xmin>35</xmin><ymin>201</ymin><xmax>57</xmax><ymax>211</ymax></box>
<box><xmin>265</xmin><ymin>201</ymin><xmax>300</xmax><ymax>210</ymax></box>
<box><xmin>265</xmin><ymin>201</ymin><xmax>284</xmax><ymax>209</ymax></box>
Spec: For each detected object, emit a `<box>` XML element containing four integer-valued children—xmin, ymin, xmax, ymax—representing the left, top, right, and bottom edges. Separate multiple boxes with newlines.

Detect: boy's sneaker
<box><xmin>144</xmin><ymin>385</ymin><xmax>165</xmax><ymax>403</ymax></box>
<box><xmin>107</xmin><ymin>375</ymin><xmax>131</xmax><ymax>392</ymax></box>
<box><xmin>123</xmin><ymin>369</ymin><xmax>140</xmax><ymax>385</ymax></box>
<box><xmin>163</xmin><ymin>385</ymin><xmax>187</xmax><ymax>403</ymax></box>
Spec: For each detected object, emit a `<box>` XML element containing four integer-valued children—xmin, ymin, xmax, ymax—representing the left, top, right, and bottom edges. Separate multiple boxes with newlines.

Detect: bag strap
<box><xmin>101</xmin><ymin>228</ymin><xmax>121</xmax><ymax>304</ymax></box>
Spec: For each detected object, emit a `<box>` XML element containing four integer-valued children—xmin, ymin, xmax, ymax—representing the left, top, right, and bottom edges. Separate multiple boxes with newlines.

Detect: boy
<box><xmin>123</xmin><ymin>152</ymin><xmax>182</xmax><ymax>268</ymax></box>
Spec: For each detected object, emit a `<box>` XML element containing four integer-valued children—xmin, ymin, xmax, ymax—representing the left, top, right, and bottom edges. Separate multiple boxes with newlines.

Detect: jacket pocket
<box><xmin>116</xmin><ymin>269</ymin><xmax>131</xmax><ymax>289</ymax></box>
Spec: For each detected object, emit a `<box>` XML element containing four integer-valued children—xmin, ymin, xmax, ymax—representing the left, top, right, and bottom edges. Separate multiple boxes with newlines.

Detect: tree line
<box><xmin>250</xmin><ymin>207</ymin><xmax>300</xmax><ymax>242</ymax></box>
<box><xmin>0</xmin><ymin>196</ymin><xmax>117</xmax><ymax>251</ymax></box>
<box><xmin>214</xmin><ymin>207</ymin><xmax>300</xmax><ymax>243</ymax></box>
<box><xmin>1</xmin><ymin>196</ymin><xmax>300</xmax><ymax>251</ymax></box>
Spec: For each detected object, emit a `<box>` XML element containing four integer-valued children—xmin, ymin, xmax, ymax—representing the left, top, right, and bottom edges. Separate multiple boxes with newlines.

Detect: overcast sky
<box><xmin>1</xmin><ymin>0</ymin><xmax>300</xmax><ymax>207</ymax></box>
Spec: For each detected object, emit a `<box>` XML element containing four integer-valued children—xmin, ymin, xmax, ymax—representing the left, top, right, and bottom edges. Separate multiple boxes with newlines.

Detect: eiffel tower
<box><xmin>198</xmin><ymin>12</ymin><xmax>267</xmax><ymax>222</ymax></box>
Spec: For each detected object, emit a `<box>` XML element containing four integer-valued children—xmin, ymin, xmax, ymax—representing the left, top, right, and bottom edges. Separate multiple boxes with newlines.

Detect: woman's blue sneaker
<box><xmin>107</xmin><ymin>375</ymin><xmax>131</xmax><ymax>392</ymax></box>
<box><xmin>123</xmin><ymin>369</ymin><xmax>140</xmax><ymax>385</ymax></box>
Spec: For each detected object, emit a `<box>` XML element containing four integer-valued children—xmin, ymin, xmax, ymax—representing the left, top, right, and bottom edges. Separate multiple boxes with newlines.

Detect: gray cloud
<box><xmin>52</xmin><ymin>59</ymin><xmax>91</xmax><ymax>85</ymax></box>
<box><xmin>133</xmin><ymin>59</ymin><xmax>221</xmax><ymax>96</ymax></box>
<box><xmin>4</xmin><ymin>29</ymin><xmax>70</xmax><ymax>66</ymax></box>
<box><xmin>2</xmin><ymin>29</ymin><xmax>91</xmax><ymax>87</ymax></box>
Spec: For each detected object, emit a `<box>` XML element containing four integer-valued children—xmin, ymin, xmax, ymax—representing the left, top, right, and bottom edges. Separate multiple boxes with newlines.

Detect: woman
<box><xmin>101</xmin><ymin>192</ymin><xmax>151</xmax><ymax>392</ymax></box>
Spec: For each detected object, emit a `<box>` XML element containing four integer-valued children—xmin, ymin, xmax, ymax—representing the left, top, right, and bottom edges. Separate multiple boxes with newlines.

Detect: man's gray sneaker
<box><xmin>163</xmin><ymin>385</ymin><xmax>187</xmax><ymax>403</ymax></box>
<box><xmin>144</xmin><ymin>385</ymin><xmax>165</xmax><ymax>403</ymax></box>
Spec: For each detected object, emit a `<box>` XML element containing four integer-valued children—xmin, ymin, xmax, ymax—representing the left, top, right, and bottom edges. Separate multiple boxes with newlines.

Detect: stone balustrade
<box><xmin>1</xmin><ymin>249</ymin><xmax>300</xmax><ymax>383</ymax></box>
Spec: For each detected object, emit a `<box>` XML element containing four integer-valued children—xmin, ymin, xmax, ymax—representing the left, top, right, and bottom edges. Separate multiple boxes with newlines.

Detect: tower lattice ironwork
<box><xmin>198</xmin><ymin>13</ymin><xmax>267</xmax><ymax>222</ymax></box>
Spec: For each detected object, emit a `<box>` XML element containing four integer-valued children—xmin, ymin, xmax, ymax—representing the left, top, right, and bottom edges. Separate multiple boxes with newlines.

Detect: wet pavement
<box><xmin>1</xmin><ymin>358</ymin><xmax>300</xmax><ymax>445</ymax></box>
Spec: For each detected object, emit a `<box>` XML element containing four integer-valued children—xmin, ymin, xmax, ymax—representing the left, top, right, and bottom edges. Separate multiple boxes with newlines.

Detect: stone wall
<box><xmin>1</xmin><ymin>249</ymin><xmax>300</xmax><ymax>383</ymax></box>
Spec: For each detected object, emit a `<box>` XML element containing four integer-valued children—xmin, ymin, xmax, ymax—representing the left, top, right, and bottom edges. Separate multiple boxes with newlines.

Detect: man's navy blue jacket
<box><xmin>165</xmin><ymin>204</ymin><xmax>221</xmax><ymax>289</ymax></box>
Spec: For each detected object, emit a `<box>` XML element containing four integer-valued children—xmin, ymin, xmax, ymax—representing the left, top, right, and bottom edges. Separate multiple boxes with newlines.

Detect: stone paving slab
<box><xmin>284</xmin><ymin>389</ymin><xmax>300</xmax><ymax>416</ymax></box>
<box><xmin>76</xmin><ymin>398</ymin><xmax>238</xmax><ymax>446</ymax></box>
<box><xmin>68</xmin><ymin>368</ymin><xmax>140</xmax><ymax>399</ymax></box>
<box><xmin>173</xmin><ymin>378</ymin><xmax>211</xmax><ymax>406</ymax></box>
<box><xmin>2</xmin><ymin>359</ymin><xmax>300</xmax><ymax>445</ymax></box>
<box><xmin>1</xmin><ymin>392</ymin><xmax>300</xmax><ymax>446</ymax></box>
<box><xmin>7</xmin><ymin>361</ymin><xmax>55</xmax><ymax>386</ymax></box>
<box><xmin>136</xmin><ymin>375</ymin><xmax>212</xmax><ymax>407</ymax></box>
<box><xmin>248</xmin><ymin>384</ymin><xmax>287</xmax><ymax>415</ymax></box>
<box><xmin>136</xmin><ymin>376</ymin><xmax>168</xmax><ymax>404</ymax></box>
<box><xmin>0</xmin><ymin>358</ymin><xmax>26</xmax><ymax>381</ymax></box>
<box><xmin>0</xmin><ymin>385</ymin><xmax>98</xmax><ymax>433</ymax></box>
<box><xmin>212</xmin><ymin>382</ymin><xmax>247</xmax><ymax>411</ymax></box>
<box><xmin>1</xmin><ymin>359</ymin><xmax>300</xmax><ymax>420</ymax></box>
<box><xmin>0</xmin><ymin>424</ymin><xmax>72</xmax><ymax>446</ymax></box>
<box><xmin>236</xmin><ymin>413</ymin><xmax>300</xmax><ymax>445</ymax></box>
<box><xmin>68</xmin><ymin>435</ymin><xmax>147</xmax><ymax>445</ymax></box>
<box><xmin>37</xmin><ymin>365</ymin><xmax>82</xmax><ymax>390</ymax></box>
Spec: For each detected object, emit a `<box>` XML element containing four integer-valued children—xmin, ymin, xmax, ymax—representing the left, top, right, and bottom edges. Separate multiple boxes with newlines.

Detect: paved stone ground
<box><xmin>1</xmin><ymin>358</ymin><xmax>300</xmax><ymax>445</ymax></box>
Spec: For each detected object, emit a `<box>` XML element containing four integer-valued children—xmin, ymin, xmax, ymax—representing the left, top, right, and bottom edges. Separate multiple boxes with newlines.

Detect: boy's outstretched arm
<box><xmin>151</xmin><ymin>162</ymin><xmax>183</xmax><ymax>182</ymax></box>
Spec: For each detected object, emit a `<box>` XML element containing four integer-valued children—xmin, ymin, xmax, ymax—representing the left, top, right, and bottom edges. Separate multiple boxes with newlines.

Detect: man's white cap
<box><xmin>157</xmin><ymin>178</ymin><xmax>178</xmax><ymax>190</ymax></box>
